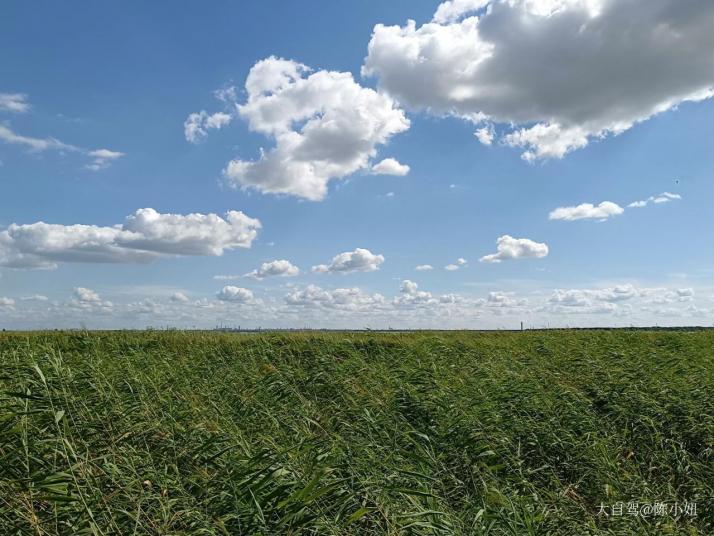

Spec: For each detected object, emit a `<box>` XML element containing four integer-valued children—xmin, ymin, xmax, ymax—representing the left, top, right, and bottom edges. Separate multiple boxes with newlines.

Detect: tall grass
<box><xmin>0</xmin><ymin>330</ymin><xmax>712</xmax><ymax>534</ymax></box>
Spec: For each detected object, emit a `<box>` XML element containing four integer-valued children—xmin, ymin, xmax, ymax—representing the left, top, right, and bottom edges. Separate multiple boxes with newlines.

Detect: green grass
<box><xmin>0</xmin><ymin>330</ymin><xmax>712</xmax><ymax>535</ymax></box>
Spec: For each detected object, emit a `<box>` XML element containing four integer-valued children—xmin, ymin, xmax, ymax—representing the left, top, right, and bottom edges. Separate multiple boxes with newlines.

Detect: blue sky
<box><xmin>1</xmin><ymin>0</ymin><xmax>713</xmax><ymax>329</ymax></box>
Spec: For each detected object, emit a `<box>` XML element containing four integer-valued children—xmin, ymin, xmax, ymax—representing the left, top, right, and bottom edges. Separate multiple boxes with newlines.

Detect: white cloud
<box><xmin>214</xmin><ymin>86</ymin><xmax>238</xmax><ymax>103</ymax></box>
<box><xmin>480</xmin><ymin>235</ymin><xmax>548</xmax><ymax>263</ymax></box>
<box><xmin>445</xmin><ymin>257</ymin><xmax>468</xmax><ymax>271</ymax></box>
<box><xmin>628</xmin><ymin>191</ymin><xmax>682</xmax><ymax>208</ymax></box>
<box><xmin>170</xmin><ymin>292</ymin><xmax>190</xmax><ymax>303</ymax></box>
<box><xmin>503</xmin><ymin>123</ymin><xmax>589</xmax><ymax>161</ymax></box>
<box><xmin>0</xmin><ymin>208</ymin><xmax>261</xmax><ymax>269</ymax></box>
<box><xmin>547</xmin><ymin>284</ymin><xmax>684</xmax><ymax>310</ymax></box>
<box><xmin>20</xmin><ymin>294</ymin><xmax>48</xmax><ymax>301</ymax></box>
<box><xmin>487</xmin><ymin>291</ymin><xmax>528</xmax><ymax>308</ymax></box>
<box><xmin>184</xmin><ymin>111</ymin><xmax>233</xmax><ymax>143</ymax></box>
<box><xmin>371</xmin><ymin>157</ymin><xmax>410</xmax><ymax>176</ymax></box>
<box><xmin>434</xmin><ymin>0</ymin><xmax>490</xmax><ymax>24</ymax></box>
<box><xmin>415</xmin><ymin>264</ymin><xmax>433</xmax><ymax>271</ymax></box>
<box><xmin>312</xmin><ymin>248</ymin><xmax>385</xmax><ymax>274</ymax></box>
<box><xmin>400</xmin><ymin>279</ymin><xmax>419</xmax><ymax>294</ymax></box>
<box><xmin>654</xmin><ymin>192</ymin><xmax>681</xmax><ymax>203</ymax></box>
<box><xmin>548</xmin><ymin>289</ymin><xmax>591</xmax><ymax>307</ymax></box>
<box><xmin>69</xmin><ymin>287</ymin><xmax>113</xmax><ymax>311</ymax></box>
<box><xmin>286</xmin><ymin>284</ymin><xmax>386</xmax><ymax>311</ymax></box>
<box><xmin>393</xmin><ymin>279</ymin><xmax>438</xmax><ymax>307</ymax></box>
<box><xmin>474</xmin><ymin>125</ymin><xmax>494</xmax><ymax>145</ymax></box>
<box><xmin>217</xmin><ymin>286</ymin><xmax>254</xmax><ymax>303</ymax></box>
<box><xmin>0</xmin><ymin>125</ymin><xmax>123</xmax><ymax>170</ymax></box>
<box><xmin>363</xmin><ymin>0</ymin><xmax>714</xmax><ymax>160</ymax></box>
<box><xmin>0</xmin><ymin>124</ymin><xmax>78</xmax><ymax>152</ymax></box>
<box><xmin>213</xmin><ymin>274</ymin><xmax>242</xmax><ymax>281</ymax></box>
<box><xmin>222</xmin><ymin>56</ymin><xmax>410</xmax><ymax>201</ymax></box>
<box><xmin>597</xmin><ymin>284</ymin><xmax>640</xmax><ymax>302</ymax></box>
<box><xmin>549</xmin><ymin>201</ymin><xmax>624</xmax><ymax>221</ymax></box>
<box><xmin>73</xmin><ymin>287</ymin><xmax>101</xmax><ymax>303</ymax></box>
<box><xmin>649</xmin><ymin>287</ymin><xmax>695</xmax><ymax>304</ymax></box>
<box><xmin>0</xmin><ymin>93</ymin><xmax>30</xmax><ymax>113</ymax></box>
<box><xmin>543</xmin><ymin>285</ymin><xmax>644</xmax><ymax>315</ymax></box>
<box><xmin>2</xmin><ymin>279</ymin><xmax>709</xmax><ymax>330</ymax></box>
<box><xmin>676</xmin><ymin>288</ymin><xmax>694</xmax><ymax>299</ymax></box>
<box><xmin>245</xmin><ymin>259</ymin><xmax>300</xmax><ymax>279</ymax></box>
<box><xmin>86</xmin><ymin>148</ymin><xmax>125</xmax><ymax>171</ymax></box>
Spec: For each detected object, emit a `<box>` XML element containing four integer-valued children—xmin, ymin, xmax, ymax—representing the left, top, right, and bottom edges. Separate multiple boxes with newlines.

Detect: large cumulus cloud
<box><xmin>223</xmin><ymin>57</ymin><xmax>410</xmax><ymax>200</ymax></box>
<box><xmin>363</xmin><ymin>0</ymin><xmax>714</xmax><ymax>160</ymax></box>
<box><xmin>0</xmin><ymin>208</ymin><xmax>261</xmax><ymax>269</ymax></box>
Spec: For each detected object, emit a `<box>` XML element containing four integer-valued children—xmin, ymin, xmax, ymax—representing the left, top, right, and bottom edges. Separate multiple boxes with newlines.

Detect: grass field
<box><xmin>0</xmin><ymin>330</ymin><xmax>712</xmax><ymax>535</ymax></box>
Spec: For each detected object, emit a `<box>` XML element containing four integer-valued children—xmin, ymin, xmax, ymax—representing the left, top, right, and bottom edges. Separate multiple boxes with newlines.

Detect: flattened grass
<box><xmin>0</xmin><ymin>330</ymin><xmax>712</xmax><ymax>534</ymax></box>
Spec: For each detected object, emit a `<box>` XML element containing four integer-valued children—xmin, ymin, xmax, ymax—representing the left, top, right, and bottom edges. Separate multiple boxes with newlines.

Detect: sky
<box><xmin>1</xmin><ymin>0</ymin><xmax>713</xmax><ymax>329</ymax></box>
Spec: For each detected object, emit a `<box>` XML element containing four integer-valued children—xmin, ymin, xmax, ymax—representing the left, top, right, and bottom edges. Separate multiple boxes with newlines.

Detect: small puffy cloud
<box><xmin>312</xmin><ymin>248</ymin><xmax>385</xmax><ymax>274</ymax></box>
<box><xmin>445</xmin><ymin>257</ymin><xmax>468</xmax><ymax>270</ymax></box>
<box><xmin>549</xmin><ymin>201</ymin><xmax>624</xmax><ymax>221</ymax></box>
<box><xmin>415</xmin><ymin>264</ymin><xmax>433</xmax><ymax>271</ymax></box>
<box><xmin>474</xmin><ymin>126</ymin><xmax>494</xmax><ymax>146</ymax></box>
<box><xmin>73</xmin><ymin>287</ymin><xmax>101</xmax><ymax>303</ymax></box>
<box><xmin>480</xmin><ymin>235</ymin><xmax>548</xmax><ymax>263</ymax></box>
<box><xmin>245</xmin><ymin>259</ymin><xmax>300</xmax><ymax>279</ymax></box>
<box><xmin>223</xmin><ymin>56</ymin><xmax>410</xmax><ymax>201</ymax></box>
<box><xmin>394</xmin><ymin>279</ymin><xmax>437</xmax><ymax>307</ymax></box>
<box><xmin>0</xmin><ymin>297</ymin><xmax>16</xmax><ymax>308</ymax></box>
<box><xmin>628</xmin><ymin>191</ymin><xmax>682</xmax><ymax>208</ymax></box>
<box><xmin>371</xmin><ymin>158</ymin><xmax>410</xmax><ymax>176</ymax></box>
<box><xmin>503</xmin><ymin>123</ymin><xmax>589</xmax><ymax>161</ymax></box>
<box><xmin>217</xmin><ymin>286</ymin><xmax>254</xmax><ymax>303</ymax></box>
<box><xmin>393</xmin><ymin>279</ymin><xmax>470</xmax><ymax>309</ymax></box>
<box><xmin>0</xmin><ymin>93</ymin><xmax>30</xmax><ymax>113</ymax></box>
<box><xmin>170</xmin><ymin>292</ymin><xmax>190</xmax><ymax>303</ymax></box>
<box><xmin>184</xmin><ymin>111</ymin><xmax>233</xmax><ymax>143</ymax></box>
<box><xmin>69</xmin><ymin>287</ymin><xmax>112</xmax><ymax>311</ymax></box>
<box><xmin>86</xmin><ymin>148</ymin><xmax>124</xmax><ymax>171</ymax></box>
<box><xmin>363</xmin><ymin>0</ymin><xmax>714</xmax><ymax>160</ymax></box>
<box><xmin>400</xmin><ymin>279</ymin><xmax>420</xmax><ymax>294</ymax></box>
<box><xmin>0</xmin><ymin>208</ymin><xmax>261</xmax><ymax>269</ymax></box>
